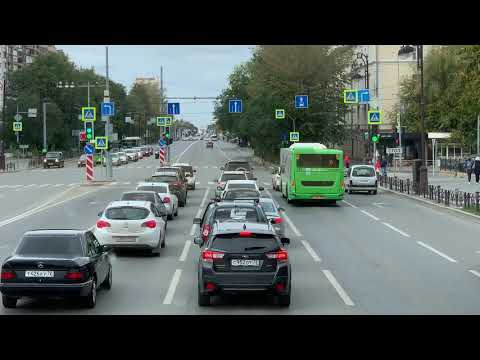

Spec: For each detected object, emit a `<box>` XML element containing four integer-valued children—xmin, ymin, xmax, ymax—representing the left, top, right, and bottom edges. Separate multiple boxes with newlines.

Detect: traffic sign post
<box><xmin>228</xmin><ymin>99</ymin><xmax>243</xmax><ymax>113</ymax></box>
<box><xmin>157</xmin><ymin>116</ymin><xmax>172</xmax><ymax>127</ymax></box>
<box><xmin>13</xmin><ymin>122</ymin><xmax>22</xmax><ymax>132</ymax></box>
<box><xmin>84</xmin><ymin>143</ymin><xmax>94</xmax><ymax>155</ymax></box>
<box><xmin>275</xmin><ymin>109</ymin><xmax>285</xmax><ymax>119</ymax></box>
<box><xmin>167</xmin><ymin>103</ymin><xmax>180</xmax><ymax>115</ymax></box>
<box><xmin>101</xmin><ymin>102</ymin><xmax>115</xmax><ymax>117</ymax></box>
<box><xmin>82</xmin><ymin>107</ymin><xmax>96</xmax><ymax>122</ymax></box>
<box><xmin>28</xmin><ymin>108</ymin><xmax>37</xmax><ymax>118</ymax></box>
<box><xmin>85</xmin><ymin>154</ymin><xmax>94</xmax><ymax>181</ymax></box>
<box><xmin>95</xmin><ymin>136</ymin><xmax>108</xmax><ymax>150</ymax></box>
<box><xmin>368</xmin><ymin>110</ymin><xmax>382</xmax><ymax>125</ymax></box>
<box><xmin>290</xmin><ymin>131</ymin><xmax>300</xmax><ymax>142</ymax></box>
<box><xmin>358</xmin><ymin>89</ymin><xmax>370</xmax><ymax>104</ymax></box>
<box><xmin>343</xmin><ymin>90</ymin><xmax>358</xmax><ymax>104</ymax></box>
<box><xmin>295</xmin><ymin>95</ymin><xmax>308</xmax><ymax>109</ymax></box>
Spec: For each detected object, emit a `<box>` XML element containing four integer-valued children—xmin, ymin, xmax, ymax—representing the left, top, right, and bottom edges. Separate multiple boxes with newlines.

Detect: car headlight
<box><xmin>43</xmin><ymin>159</ymin><xmax>47</xmax><ymax>162</ymax></box>
<box><xmin>55</xmin><ymin>159</ymin><xmax>59</xmax><ymax>162</ymax></box>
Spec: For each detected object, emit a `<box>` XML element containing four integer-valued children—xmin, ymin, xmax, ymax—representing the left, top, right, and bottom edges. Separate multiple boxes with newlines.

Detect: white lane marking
<box><xmin>263</xmin><ymin>182</ymin><xmax>270</xmax><ymax>186</ymax></box>
<box><xmin>109</xmin><ymin>182</ymin><xmax>118</xmax><ymax>186</ymax></box>
<box><xmin>137</xmin><ymin>166</ymin><xmax>142</xmax><ymax>169</ymax></box>
<box><xmin>53</xmin><ymin>184</ymin><xmax>64</xmax><ymax>187</ymax></box>
<box><xmin>212</xmin><ymin>166</ymin><xmax>218</xmax><ymax>169</ymax></box>
<box><xmin>146</xmin><ymin>166</ymin><xmax>152</xmax><ymax>169</ymax></box>
<box><xmin>0</xmin><ymin>185</ymin><xmax>9</xmax><ymax>188</ymax></box>
<box><xmin>122</xmin><ymin>182</ymin><xmax>131</xmax><ymax>185</ymax></box>
<box><xmin>301</xmin><ymin>240</ymin><xmax>322</xmax><ymax>262</ymax></box>
<box><xmin>342</xmin><ymin>200</ymin><xmax>357</xmax><ymax>208</ymax></box>
<box><xmin>68</xmin><ymin>183</ymin><xmax>78</xmax><ymax>186</ymax></box>
<box><xmin>360</xmin><ymin>209</ymin><xmax>379</xmax><ymax>221</ymax></box>
<box><xmin>163</xmin><ymin>269</ymin><xmax>182</xmax><ymax>305</ymax></box>
<box><xmin>203</xmin><ymin>166</ymin><xmax>209</xmax><ymax>169</ymax></box>
<box><xmin>10</xmin><ymin>185</ymin><xmax>23</xmax><ymax>188</ymax></box>
<box><xmin>373</xmin><ymin>202</ymin><xmax>384</xmax><ymax>208</ymax></box>
<box><xmin>417</xmin><ymin>241</ymin><xmax>457</xmax><ymax>263</ymax></box>
<box><xmin>217</xmin><ymin>145</ymin><xmax>231</xmax><ymax>161</ymax></box>
<box><xmin>208</xmin><ymin>181</ymin><xmax>215</xmax><ymax>185</ymax></box>
<box><xmin>469</xmin><ymin>270</ymin><xmax>480</xmax><ymax>279</ymax></box>
<box><xmin>322</xmin><ymin>270</ymin><xmax>355</xmax><ymax>306</ymax></box>
<box><xmin>195</xmin><ymin>182</ymin><xmax>200</xmax><ymax>185</ymax></box>
<box><xmin>265</xmin><ymin>189</ymin><xmax>302</xmax><ymax>237</ymax></box>
<box><xmin>39</xmin><ymin>184</ymin><xmax>50</xmax><ymax>188</ymax></box>
<box><xmin>24</xmin><ymin>184</ymin><xmax>37</xmax><ymax>188</ymax></box>
<box><xmin>42</xmin><ymin>170</ymin><xmax>47</xmax><ymax>172</ymax></box>
<box><xmin>199</xmin><ymin>187</ymin><xmax>211</xmax><ymax>208</ymax></box>
<box><xmin>179</xmin><ymin>240</ymin><xmax>192</xmax><ymax>262</ymax></box>
<box><xmin>382</xmin><ymin>222</ymin><xmax>410</xmax><ymax>238</ymax></box>
<box><xmin>174</xmin><ymin>141</ymin><xmax>198</xmax><ymax>163</ymax></box>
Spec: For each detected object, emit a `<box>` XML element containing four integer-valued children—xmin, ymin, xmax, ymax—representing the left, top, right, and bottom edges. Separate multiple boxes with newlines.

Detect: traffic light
<box><xmin>371</xmin><ymin>133</ymin><xmax>380</xmax><ymax>143</ymax></box>
<box><xmin>165</xmin><ymin>127</ymin><xmax>171</xmax><ymax>145</ymax></box>
<box><xmin>85</xmin><ymin>121</ymin><xmax>94</xmax><ymax>141</ymax></box>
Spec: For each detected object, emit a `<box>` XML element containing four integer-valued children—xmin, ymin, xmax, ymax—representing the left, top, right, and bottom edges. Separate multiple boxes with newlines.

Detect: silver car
<box><xmin>346</xmin><ymin>165</ymin><xmax>378</xmax><ymax>195</ymax></box>
<box><xmin>258</xmin><ymin>197</ymin><xmax>286</xmax><ymax>240</ymax></box>
<box><xmin>117</xmin><ymin>151</ymin><xmax>129</xmax><ymax>165</ymax></box>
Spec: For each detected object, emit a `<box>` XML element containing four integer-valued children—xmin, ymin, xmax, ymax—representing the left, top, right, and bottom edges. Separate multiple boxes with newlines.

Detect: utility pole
<box><xmin>477</xmin><ymin>114</ymin><xmax>479</xmax><ymax>155</ymax></box>
<box><xmin>42</xmin><ymin>100</ymin><xmax>47</xmax><ymax>153</ymax></box>
<box><xmin>104</xmin><ymin>46</ymin><xmax>113</xmax><ymax>180</ymax></box>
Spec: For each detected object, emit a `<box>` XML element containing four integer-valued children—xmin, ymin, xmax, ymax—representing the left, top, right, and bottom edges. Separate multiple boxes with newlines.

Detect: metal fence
<box><xmin>378</xmin><ymin>175</ymin><xmax>480</xmax><ymax>213</ymax></box>
<box><xmin>440</xmin><ymin>158</ymin><xmax>466</xmax><ymax>173</ymax></box>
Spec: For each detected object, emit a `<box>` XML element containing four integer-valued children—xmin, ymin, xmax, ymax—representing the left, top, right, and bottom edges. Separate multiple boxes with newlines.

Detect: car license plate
<box><xmin>231</xmin><ymin>259</ymin><xmax>260</xmax><ymax>266</ymax></box>
<box><xmin>25</xmin><ymin>271</ymin><xmax>54</xmax><ymax>278</ymax></box>
<box><xmin>114</xmin><ymin>237</ymin><xmax>136</xmax><ymax>242</ymax></box>
<box><xmin>312</xmin><ymin>195</ymin><xmax>323</xmax><ymax>199</ymax></box>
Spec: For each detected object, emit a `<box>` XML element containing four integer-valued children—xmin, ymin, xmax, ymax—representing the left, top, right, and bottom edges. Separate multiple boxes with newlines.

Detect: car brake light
<box><xmin>205</xmin><ymin>282</ymin><xmax>216</xmax><ymax>291</ymax></box>
<box><xmin>239</xmin><ymin>231</ymin><xmax>252</xmax><ymax>237</ymax></box>
<box><xmin>201</xmin><ymin>250</ymin><xmax>225</xmax><ymax>263</ymax></box>
<box><xmin>275</xmin><ymin>282</ymin><xmax>286</xmax><ymax>292</ymax></box>
<box><xmin>163</xmin><ymin>197</ymin><xmax>171</xmax><ymax>203</ymax></box>
<box><xmin>202</xmin><ymin>224</ymin><xmax>211</xmax><ymax>241</ymax></box>
<box><xmin>142</xmin><ymin>220</ymin><xmax>157</xmax><ymax>228</ymax></box>
<box><xmin>1</xmin><ymin>270</ymin><xmax>16</xmax><ymax>280</ymax></box>
<box><xmin>266</xmin><ymin>249</ymin><xmax>288</xmax><ymax>262</ymax></box>
<box><xmin>64</xmin><ymin>271</ymin><xmax>84</xmax><ymax>281</ymax></box>
<box><xmin>96</xmin><ymin>220</ymin><xmax>111</xmax><ymax>229</ymax></box>
<box><xmin>274</xmin><ymin>217</ymin><xmax>283</xmax><ymax>224</ymax></box>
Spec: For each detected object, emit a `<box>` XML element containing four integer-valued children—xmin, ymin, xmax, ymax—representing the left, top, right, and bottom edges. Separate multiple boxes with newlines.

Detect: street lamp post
<box><xmin>353</xmin><ymin>52</ymin><xmax>370</xmax><ymax>160</ymax></box>
<box><xmin>398</xmin><ymin>45</ymin><xmax>428</xmax><ymax>193</ymax></box>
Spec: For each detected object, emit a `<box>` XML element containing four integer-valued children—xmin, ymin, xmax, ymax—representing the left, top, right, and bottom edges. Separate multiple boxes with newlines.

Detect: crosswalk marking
<box><xmin>122</xmin><ymin>182</ymin><xmax>131</xmax><ymax>185</ymax></box>
<box><xmin>53</xmin><ymin>184</ymin><xmax>64</xmax><ymax>187</ymax></box>
<box><xmin>39</xmin><ymin>184</ymin><xmax>50</xmax><ymax>188</ymax></box>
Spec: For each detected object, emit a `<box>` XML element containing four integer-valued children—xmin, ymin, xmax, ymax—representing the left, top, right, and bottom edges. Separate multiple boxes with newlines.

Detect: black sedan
<box><xmin>0</xmin><ymin>229</ymin><xmax>112</xmax><ymax>309</ymax></box>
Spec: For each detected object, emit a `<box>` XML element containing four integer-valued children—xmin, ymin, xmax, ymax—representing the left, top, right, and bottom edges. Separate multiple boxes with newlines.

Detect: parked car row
<box><xmin>78</xmin><ymin>146</ymin><xmax>156</xmax><ymax>168</ymax></box>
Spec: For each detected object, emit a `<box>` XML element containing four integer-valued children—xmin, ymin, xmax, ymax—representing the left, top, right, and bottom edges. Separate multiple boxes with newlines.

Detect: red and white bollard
<box><xmin>159</xmin><ymin>147</ymin><xmax>166</xmax><ymax>165</ymax></box>
<box><xmin>86</xmin><ymin>154</ymin><xmax>94</xmax><ymax>181</ymax></box>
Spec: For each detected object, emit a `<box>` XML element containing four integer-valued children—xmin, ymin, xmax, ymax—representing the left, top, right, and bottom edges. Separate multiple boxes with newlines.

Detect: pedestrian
<box><xmin>381</xmin><ymin>157</ymin><xmax>388</xmax><ymax>176</ymax></box>
<box><xmin>474</xmin><ymin>157</ymin><xmax>480</xmax><ymax>184</ymax></box>
<box><xmin>464</xmin><ymin>157</ymin><xmax>473</xmax><ymax>184</ymax></box>
<box><xmin>344</xmin><ymin>154</ymin><xmax>350</xmax><ymax>169</ymax></box>
<box><xmin>374</xmin><ymin>158</ymin><xmax>381</xmax><ymax>176</ymax></box>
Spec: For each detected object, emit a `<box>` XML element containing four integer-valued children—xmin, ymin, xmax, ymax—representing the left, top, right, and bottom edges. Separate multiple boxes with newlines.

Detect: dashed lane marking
<box><xmin>179</xmin><ymin>240</ymin><xmax>192</xmax><ymax>262</ymax></box>
<box><xmin>163</xmin><ymin>269</ymin><xmax>182</xmax><ymax>305</ymax></box>
<box><xmin>382</xmin><ymin>222</ymin><xmax>410</xmax><ymax>238</ymax></box>
<box><xmin>469</xmin><ymin>270</ymin><xmax>480</xmax><ymax>279</ymax></box>
<box><xmin>322</xmin><ymin>270</ymin><xmax>355</xmax><ymax>306</ymax></box>
<box><xmin>342</xmin><ymin>200</ymin><xmax>358</xmax><ymax>208</ymax></box>
<box><xmin>417</xmin><ymin>241</ymin><xmax>457</xmax><ymax>263</ymax></box>
<box><xmin>301</xmin><ymin>240</ymin><xmax>322</xmax><ymax>262</ymax></box>
<box><xmin>360</xmin><ymin>209</ymin><xmax>379</xmax><ymax>221</ymax></box>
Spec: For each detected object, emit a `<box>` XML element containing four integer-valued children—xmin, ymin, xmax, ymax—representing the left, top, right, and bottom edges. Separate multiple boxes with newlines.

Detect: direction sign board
<box><xmin>386</xmin><ymin>147</ymin><xmax>402</xmax><ymax>155</ymax></box>
<box><xmin>82</xmin><ymin>107</ymin><xmax>96</xmax><ymax>122</ymax></box>
<box><xmin>343</xmin><ymin>90</ymin><xmax>358</xmax><ymax>104</ymax></box>
<box><xmin>94</xmin><ymin>136</ymin><xmax>108</xmax><ymax>150</ymax></box>
<box><xmin>368</xmin><ymin>110</ymin><xmax>382</xmax><ymax>125</ymax></box>
<box><xmin>84</xmin><ymin>143</ymin><xmax>94</xmax><ymax>155</ymax></box>
<box><xmin>14</xmin><ymin>114</ymin><xmax>22</xmax><ymax>121</ymax></box>
<box><xmin>167</xmin><ymin>103</ymin><xmax>180</xmax><ymax>115</ymax></box>
<box><xmin>275</xmin><ymin>109</ymin><xmax>285</xmax><ymax>119</ymax></box>
<box><xmin>19</xmin><ymin>145</ymin><xmax>29</xmax><ymax>149</ymax></box>
<box><xmin>229</xmin><ymin>99</ymin><xmax>242</xmax><ymax>113</ymax></box>
<box><xmin>295</xmin><ymin>95</ymin><xmax>308</xmax><ymax>109</ymax></box>
<box><xmin>13</xmin><ymin>122</ymin><xmax>22</xmax><ymax>132</ymax></box>
<box><xmin>358</xmin><ymin>89</ymin><xmax>370</xmax><ymax>104</ymax></box>
<box><xmin>101</xmin><ymin>102</ymin><xmax>115</xmax><ymax>116</ymax></box>
<box><xmin>28</xmin><ymin>108</ymin><xmax>37</xmax><ymax>118</ymax></box>
<box><xmin>290</xmin><ymin>131</ymin><xmax>300</xmax><ymax>142</ymax></box>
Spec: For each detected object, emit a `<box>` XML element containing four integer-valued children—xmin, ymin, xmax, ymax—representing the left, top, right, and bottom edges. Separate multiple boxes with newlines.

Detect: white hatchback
<box><xmin>346</xmin><ymin>165</ymin><xmax>378</xmax><ymax>195</ymax></box>
<box><xmin>136</xmin><ymin>182</ymin><xmax>179</xmax><ymax>220</ymax></box>
<box><xmin>93</xmin><ymin>201</ymin><xmax>167</xmax><ymax>256</ymax></box>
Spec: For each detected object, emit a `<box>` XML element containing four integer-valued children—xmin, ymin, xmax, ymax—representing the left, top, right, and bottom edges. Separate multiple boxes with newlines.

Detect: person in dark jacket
<box><xmin>381</xmin><ymin>157</ymin><xmax>388</xmax><ymax>176</ymax></box>
<box><xmin>464</xmin><ymin>157</ymin><xmax>473</xmax><ymax>184</ymax></box>
<box><xmin>474</xmin><ymin>157</ymin><xmax>480</xmax><ymax>184</ymax></box>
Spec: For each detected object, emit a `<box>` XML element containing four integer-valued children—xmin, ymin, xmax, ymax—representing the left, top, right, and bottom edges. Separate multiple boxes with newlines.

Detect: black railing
<box><xmin>379</xmin><ymin>174</ymin><xmax>480</xmax><ymax>212</ymax></box>
<box><xmin>440</xmin><ymin>158</ymin><xmax>465</xmax><ymax>173</ymax></box>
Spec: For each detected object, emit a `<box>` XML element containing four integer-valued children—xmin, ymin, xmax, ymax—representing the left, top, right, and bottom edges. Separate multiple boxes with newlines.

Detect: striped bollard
<box><xmin>86</xmin><ymin>154</ymin><xmax>94</xmax><ymax>181</ymax></box>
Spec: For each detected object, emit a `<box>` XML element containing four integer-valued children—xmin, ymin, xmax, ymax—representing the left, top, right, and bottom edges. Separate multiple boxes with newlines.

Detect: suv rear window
<box><xmin>121</xmin><ymin>193</ymin><xmax>156</xmax><ymax>203</ymax></box>
<box><xmin>223</xmin><ymin>189</ymin><xmax>259</xmax><ymax>200</ymax></box>
<box><xmin>151</xmin><ymin>175</ymin><xmax>178</xmax><ymax>183</ymax></box>
<box><xmin>225</xmin><ymin>162</ymin><xmax>250</xmax><ymax>171</ymax></box>
<box><xmin>227</xmin><ymin>183</ymin><xmax>256</xmax><ymax>190</ymax></box>
<box><xmin>46</xmin><ymin>152</ymin><xmax>61</xmax><ymax>158</ymax></box>
<box><xmin>105</xmin><ymin>207</ymin><xmax>150</xmax><ymax>220</ymax></box>
<box><xmin>211</xmin><ymin>235</ymin><xmax>279</xmax><ymax>253</ymax></box>
<box><xmin>16</xmin><ymin>235</ymin><xmax>83</xmax><ymax>257</ymax></box>
<box><xmin>352</xmin><ymin>167</ymin><xmax>375</xmax><ymax>177</ymax></box>
<box><xmin>221</xmin><ymin>174</ymin><xmax>247</xmax><ymax>181</ymax></box>
<box><xmin>214</xmin><ymin>207</ymin><xmax>261</xmax><ymax>222</ymax></box>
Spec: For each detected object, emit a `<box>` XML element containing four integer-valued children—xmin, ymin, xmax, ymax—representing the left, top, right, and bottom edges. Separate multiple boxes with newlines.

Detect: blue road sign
<box><xmin>167</xmin><ymin>103</ymin><xmax>180</xmax><ymax>115</ymax></box>
<box><xmin>295</xmin><ymin>95</ymin><xmax>308</xmax><ymax>109</ymax></box>
<box><xmin>358</xmin><ymin>89</ymin><xmax>370</xmax><ymax>104</ymax></box>
<box><xmin>159</xmin><ymin>139</ymin><xmax>166</xmax><ymax>147</ymax></box>
<box><xmin>82</xmin><ymin>107</ymin><xmax>96</xmax><ymax>121</ymax></box>
<box><xmin>101</xmin><ymin>102</ymin><xmax>115</xmax><ymax>116</ymax></box>
<box><xmin>368</xmin><ymin>110</ymin><xmax>382</xmax><ymax>125</ymax></box>
<box><xmin>95</xmin><ymin>136</ymin><xmax>108</xmax><ymax>150</ymax></box>
<box><xmin>84</xmin><ymin>143</ymin><xmax>94</xmax><ymax>155</ymax></box>
<box><xmin>229</xmin><ymin>99</ymin><xmax>243</xmax><ymax>113</ymax></box>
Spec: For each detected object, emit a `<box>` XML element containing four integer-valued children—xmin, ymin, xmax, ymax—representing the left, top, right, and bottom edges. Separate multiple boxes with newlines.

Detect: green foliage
<box><xmin>214</xmin><ymin>46</ymin><xmax>354</xmax><ymax>159</ymax></box>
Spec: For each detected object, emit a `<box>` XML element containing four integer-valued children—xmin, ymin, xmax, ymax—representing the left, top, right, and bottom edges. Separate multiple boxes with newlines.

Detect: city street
<box><xmin>1</xmin><ymin>140</ymin><xmax>480</xmax><ymax>314</ymax></box>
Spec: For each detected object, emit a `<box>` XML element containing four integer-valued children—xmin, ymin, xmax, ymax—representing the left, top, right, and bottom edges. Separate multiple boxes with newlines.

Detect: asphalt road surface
<box><xmin>1</xmin><ymin>140</ymin><xmax>480</xmax><ymax>314</ymax></box>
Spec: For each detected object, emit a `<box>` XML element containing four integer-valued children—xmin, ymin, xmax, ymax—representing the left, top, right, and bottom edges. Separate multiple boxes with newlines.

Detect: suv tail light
<box><xmin>1</xmin><ymin>270</ymin><xmax>16</xmax><ymax>280</ymax></box>
<box><xmin>266</xmin><ymin>249</ymin><xmax>288</xmax><ymax>262</ymax></box>
<box><xmin>202</xmin><ymin>250</ymin><xmax>225</xmax><ymax>263</ymax></box>
<box><xmin>64</xmin><ymin>271</ymin><xmax>84</xmax><ymax>281</ymax></box>
<box><xmin>202</xmin><ymin>224</ymin><xmax>211</xmax><ymax>241</ymax></box>
<box><xmin>273</xmin><ymin>217</ymin><xmax>283</xmax><ymax>224</ymax></box>
<box><xmin>239</xmin><ymin>231</ymin><xmax>252</xmax><ymax>237</ymax></box>
<box><xmin>142</xmin><ymin>220</ymin><xmax>157</xmax><ymax>229</ymax></box>
<box><xmin>163</xmin><ymin>197</ymin><xmax>171</xmax><ymax>204</ymax></box>
<box><xmin>96</xmin><ymin>220</ymin><xmax>111</xmax><ymax>229</ymax></box>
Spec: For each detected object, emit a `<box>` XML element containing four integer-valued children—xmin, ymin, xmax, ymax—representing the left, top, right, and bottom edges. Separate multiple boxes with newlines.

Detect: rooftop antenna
<box><xmin>243</xmin><ymin>224</ymin><xmax>247</xmax><ymax>230</ymax></box>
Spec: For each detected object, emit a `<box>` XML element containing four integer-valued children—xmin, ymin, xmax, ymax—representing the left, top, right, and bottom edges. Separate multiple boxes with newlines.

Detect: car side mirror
<box><xmin>194</xmin><ymin>237</ymin><xmax>203</xmax><ymax>246</ymax></box>
<box><xmin>98</xmin><ymin>211</ymin><xmax>103</xmax><ymax>217</ymax></box>
<box><xmin>217</xmin><ymin>186</ymin><xmax>223</xmax><ymax>191</ymax></box>
<box><xmin>193</xmin><ymin>217</ymin><xmax>202</xmax><ymax>224</ymax></box>
<box><xmin>281</xmin><ymin>238</ymin><xmax>290</xmax><ymax>245</ymax></box>
<box><xmin>270</xmin><ymin>218</ymin><xmax>276</xmax><ymax>224</ymax></box>
<box><xmin>220</xmin><ymin>167</ymin><xmax>224</xmax><ymax>170</ymax></box>
<box><xmin>259</xmin><ymin>187</ymin><xmax>264</xmax><ymax>191</ymax></box>
<box><xmin>101</xmin><ymin>245</ymin><xmax>111</xmax><ymax>252</ymax></box>
<box><xmin>194</xmin><ymin>169</ymin><xmax>197</xmax><ymax>173</ymax></box>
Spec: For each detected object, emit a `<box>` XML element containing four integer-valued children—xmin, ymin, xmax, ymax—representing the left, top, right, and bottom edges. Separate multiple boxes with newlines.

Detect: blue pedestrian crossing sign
<box><xmin>84</xmin><ymin>143</ymin><xmax>94</xmax><ymax>155</ymax></box>
<box><xmin>343</xmin><ymin>90</ymin><xmax>358</xmax><ymax>104</ymax></box>
<box><xmin>290</xmin><ymin>131</ymin><xmax>300</xmax><ymax>142</ymax></box>
<box><xmin>275</xmin><ymin>109</ymin><xmax>285</xmax><ymax>119</ymax></box>
<box><xmin>229</xmin><ymin>99</ymin><xmax>242</xmax><ymax>113</ymax></box>
<box><xmin>167</xmin><ymin>103</ymin><xmax>180</xmax><ymax>115</ymax></box>
<box><xmin>101</xmin><ymin>102</ymin><xmax>115</xmax><ymax>116</ymax></box>
<box><xmin>159</xmin><ymin>139</ymin><xmax>166</xmax><ymax>147</ymax></box>
<box><xmin>157</xmin><ymin>116</ymin><xmax>173</xmax><ymax>127</ymax></box>
<box><xmin>368</xmin><ymin>110</ymin><xmax>382</xmax><ymax>125</ymax></box>
<box><xmin>82</xmin><ymin>107</ymin><xmax>96</xmax><ymax>122</ymax></box>
<box><xmin>94</xmin><ymin>136</ymin><xmax>108</xmax><ymax>150</ymax></box>
<box><xmin>358</xmin><ymin>89</ymin><xmax>370</xmax><ymax>104</ymax></box>
<box><xmin>295</xmin><ymin>95</ymin><xmax>308</xmax><ymax>109</ymax></box>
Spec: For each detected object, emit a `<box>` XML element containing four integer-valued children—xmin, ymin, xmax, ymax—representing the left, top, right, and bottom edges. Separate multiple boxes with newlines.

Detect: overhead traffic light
<box><xmin>85</xmin><ymin>121</ymin><xmax>94</xmax><ymax>141</ymax></box>
<box><xmin>371</xmin><ymin>133</ymin><xmax>380</xmax><ymax>143</ymax></box>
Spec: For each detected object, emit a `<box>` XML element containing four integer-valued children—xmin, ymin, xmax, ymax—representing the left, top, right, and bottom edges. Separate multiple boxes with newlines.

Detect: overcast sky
<box><xmin>57</xmin><ymin>45</ymin><xmax>254</xmax><ymax>129</ymax></box>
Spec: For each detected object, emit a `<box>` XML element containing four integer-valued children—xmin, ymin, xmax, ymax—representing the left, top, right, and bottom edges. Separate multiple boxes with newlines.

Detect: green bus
<box><xmin>280</xmin><ymin>143</ymin><xmax>344</xmax><ymax>203</ymax></box>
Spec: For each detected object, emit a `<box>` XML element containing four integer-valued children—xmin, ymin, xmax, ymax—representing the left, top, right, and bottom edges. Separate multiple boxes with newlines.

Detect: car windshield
<box><xmin>46</xmin><ymin>152</ymin><xmax>60</xmax><ymax>158</ymax></box>
<box><xmin>297</xmin><ymin>154</ymin><xmax>339</xmax><ymax>168</ymax></box>
<box><xmin>137</xmin><ymin>185</ymin><xmax>168</xmax><ymax>193</ymax></box>
<box><xmin>221</xmin><ymin>174</ymin><xmax>247</xmax><ymax>181</ymax></box>
<box><xmin>211</xmin><ymin>235</ymin><xmax>279</xmax><ymax>253</ymax></box>
<box><xmin>105</xmin><ymin>207</ymin><xmax>150</xmax><ymax>220</ymax></box>
<box><xmin>223</xmin><ymin>189</ymin><xmax>259</xmax><ymax>200</ymax></box>
<box><xmin>227</xmin><ymin>183</ymin><xmax>256</xmax><ymax>190</ymax></box>
<box><xmin>151</xmin><ymin>175</ymin><xmax>178</xmax><ymax>183</ymax></box>
<box><xmin>16</xmin><ymin>235</ymin><xmax>83</xmax><ymax>258</ymax></box>
<box><xmin>121</xmin><ymin>193</ymin><xmax>156</xmax><ymax>203</ymax></box>
<box><xmin>259</xmin><ymin>201</ymin><xmax>277</xmax><ymax>215</ymax></box>
<box><xmin>352</xmin><ymin>167</ymin><xmax>375</xmax><ymax>177</ymax></box>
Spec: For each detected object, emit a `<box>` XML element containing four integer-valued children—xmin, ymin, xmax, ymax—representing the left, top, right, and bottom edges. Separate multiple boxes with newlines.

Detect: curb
<box><xmin>380</xmin><ymin>185</ymin><xmax>480</xmax><ymax>221</ymax></box>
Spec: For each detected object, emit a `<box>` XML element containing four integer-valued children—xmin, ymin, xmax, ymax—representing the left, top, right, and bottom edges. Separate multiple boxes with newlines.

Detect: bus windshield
<box><xmin>296</xmin><ymin>154</ymin><xmax>339</xmax><ymax>168</ymax></box>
